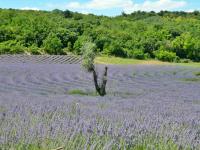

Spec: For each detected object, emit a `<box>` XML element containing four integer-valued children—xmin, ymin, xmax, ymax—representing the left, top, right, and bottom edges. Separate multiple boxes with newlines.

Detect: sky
<box><xmin>0</xmin><ymin>0</ymin><xmax>199</xmax><ymax>16</ymax></box>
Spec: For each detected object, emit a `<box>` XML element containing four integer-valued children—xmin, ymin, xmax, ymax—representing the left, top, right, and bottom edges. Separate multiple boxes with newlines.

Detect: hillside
<box><xmin>0</xmin><ymin>9</ymin><xmax>200</xmax><ymax>62</ymax></box>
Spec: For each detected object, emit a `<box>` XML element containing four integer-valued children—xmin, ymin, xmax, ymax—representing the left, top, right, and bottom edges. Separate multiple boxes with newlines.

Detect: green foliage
<box><xmin>180</xmin><ymin>59</ymin><xmax>191</xmax><ymax>63</ymax></box>
<box><xmin>127</xmin><ymin>49</ymin><xmax>148</xmax><ymax>60</ymax></box>
<box><xmin>181</xmin><ymin>78</ymin><xmax>200</xmax><ymax>82</ymax></box>
<box><xmin>68</xmin><ymin>89</ymin><xmax>98</xmax><ymax>96</ymax></box>
<box><xmin>81</xmin><ymin>42</ymin><xmax>96</xmax><ymax>72</ymax></box>
<box><xmin>0</xmin><ymin>9</ymin><xmax>200</xmax><ymax>62</ymax></box>
<box><xmin>154</xmin><ymin>50</ymin><xmax>180</xmax><ymax>62</ymax></box>
<box><xmin>1</xmin><ymin>134</ymin><xmax>185</xmax><ymax>150</ymax></box>
<box><xmin>63</xmin><ymin>10</ymin><xmax>73</xmax><ymax>18</ymax></box>
<box><xmin>73</xmin><ymin>36</ymin><xmax>92</xmax><ymax>55</ymax></box>
<box><xmin>43</xmin><ymin>33</ymin><xmax>63</xmax><ymax>54</ymax></box>
<box><xmin>104</xmin><ymin>42</ymin><xmax>126</xmax><ymax>57</ymax></box>
<box><xmin>194</xmin><ymin>72</ymin><xmax>200</xmax><ymax>77</ymax></box>
<box><xmin>68</xmin><ymin>89</ymin><xmax>88</xmax><ymax>95</ymax></box>
<box><xmin>0</xmin><ymin>40</ymin><xmax>25</xmax><ymax>54</ymax></box>
<box><xmin>172</xmin><ymin>33</ymin><xmax>200</xmax><ymax>61</ymax></box>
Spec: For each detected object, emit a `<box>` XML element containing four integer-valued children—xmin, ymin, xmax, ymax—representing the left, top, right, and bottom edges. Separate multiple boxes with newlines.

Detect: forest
<box><xmin>0</xmin><ymin>8</ymin><xmax>200</xmax><ymax>62</ymax></box>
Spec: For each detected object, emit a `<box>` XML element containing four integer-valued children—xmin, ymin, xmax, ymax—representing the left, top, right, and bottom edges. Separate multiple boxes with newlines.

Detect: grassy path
<box><xmin>95</xmin><ymin>56</ymin><xmax>200</xmax><ymax>67</ymax></box>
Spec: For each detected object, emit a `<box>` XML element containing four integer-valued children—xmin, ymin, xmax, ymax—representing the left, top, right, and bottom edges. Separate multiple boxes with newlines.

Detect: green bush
<box><xmin>28</xmin><ymin>46</ymin><xmax>45</xmax><ymax>55</ymax></box>
<box><xmin>103</xmin><ymin>42</ymin><xmax>127</xmax><ymax>57</ymax></box>
<box><xmin>0</xmin><ymin>40</ymin><xmax>25</xmax><ymax>54</ymax></box>
<box><xmin>154</xmin><ymin>50</ymin><xmax>180</xmax><ymax>62</ymax></box>
<box><xmin>0</xmin><ymin>42</ymin><xmax>10</xmax><ymax>54</ymax></box>
<box><xmin>1</xmin><ymin>9</ymin><xmax>200</xmax><ymax>61</ymax></box>
<box><xmin>180</xmin><ymin>59</ymin><xmax>191</xmax><ymax>63</ymax></box>
<box><xmin>73</xmin><ymin>36</ymin><xmax>93</xmax><ymax>55</ymax></box>
<box><xmin>127</xmin><ymin>49</ymin><xmax>148</xmax><ymax>59</ymax></box>
<box><xmin>43</xmin><ymin>33</ymin><xmax>63</xmax><ymax>54</ymax></box>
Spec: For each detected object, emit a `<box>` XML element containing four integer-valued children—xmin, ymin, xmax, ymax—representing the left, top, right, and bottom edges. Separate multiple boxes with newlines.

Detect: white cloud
<box><xmin>46</xmin><ymin>0</ymin><xmax>187</xmax><ymax>14</ymax></box>
<box><xmin>20</xmin><ymin>7</ymin><xmax>39</xmax><ymax>11</ymax></box>
<box><xmin>66</xmin><ymin>2</ymin><xmax>81</xmax><ymax>9</ymax></box>
<box><xmin>124</xmin><ymin>0</ymin><xmax>187</xmax><ymax>13</ymax></box>
<box><xmin>65</xmin><ymin>0</ymin><xmax>133</xmax><ymax>10</ymax></box>
<box><xmin>86</xmin><ymin>0</ymin><xmax>133</xmax><ymax>9</ymax></box>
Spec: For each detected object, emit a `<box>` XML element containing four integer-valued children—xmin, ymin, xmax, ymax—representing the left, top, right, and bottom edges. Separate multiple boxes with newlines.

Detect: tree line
<box><xmin>0</xmin><ymin>8</ymin><xmax>200</xmax><ymax>62</ymax></box>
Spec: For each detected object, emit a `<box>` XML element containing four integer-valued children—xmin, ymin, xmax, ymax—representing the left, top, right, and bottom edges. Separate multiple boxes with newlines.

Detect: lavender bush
<box><xmin>0</xmin><ymin>57</ymin><xmax>200</xmax><ymax>149</ymax></box>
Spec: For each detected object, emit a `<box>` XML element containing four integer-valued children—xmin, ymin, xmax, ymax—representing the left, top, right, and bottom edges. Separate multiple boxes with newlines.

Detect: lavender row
<box><xmin>0</xmin><ymin>63</ymin><xmax>200</xmax><ymax>149</ymax></box>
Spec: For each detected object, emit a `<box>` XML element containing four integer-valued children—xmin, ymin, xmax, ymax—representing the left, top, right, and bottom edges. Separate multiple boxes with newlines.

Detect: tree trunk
<box><xmin>92</xmin><ymin>66</ymin><xmax>108</xmax><ymax>96</ymax></box>
<box><xmin>100</xmin><ymin>66</ymin><xmax>108</xmax><ymax>96</ymax></box>
<box><xmin>92</xmin><ymin>68</ymin><xmax>101</xmax><ymax>94</ymax></box>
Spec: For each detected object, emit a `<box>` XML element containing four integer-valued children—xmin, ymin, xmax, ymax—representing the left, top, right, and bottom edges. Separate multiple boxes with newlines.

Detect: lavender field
<box><xmin>0</xmin><ymin>56</ymin><xmax>200</xmax><ymax>150</ymax></box>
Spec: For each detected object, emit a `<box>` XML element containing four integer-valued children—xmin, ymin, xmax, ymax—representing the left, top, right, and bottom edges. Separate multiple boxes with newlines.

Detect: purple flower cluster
<box><xmin>0</xmin><ymin>61</ymin><xmax>200</xmax><ymax>148</ymax></box>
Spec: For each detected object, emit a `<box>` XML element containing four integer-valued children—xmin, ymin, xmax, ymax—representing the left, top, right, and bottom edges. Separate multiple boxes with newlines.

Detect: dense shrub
<box><xmin>43</xmin><ymin>33</ymin><xmax>63</xmax><ymax>54</ymax></box>
<box><xmin>154</xmin><ymin>50</ymin><xmax>180</xmax><ymax>62</ymax></box>
<box><xmin>127</xmin><ymin>49</ymin><xmax>148</xmax><ymax>59</ymax></box>
<box><xmin>180</xmin><ymin>59</ymin><xmax>191</xmax><ymax>63</ymax></box>
<box><xmin>0</xmin><ymin>9</ymin><xmax>200</xmax><ymax>61</ymax></box>
<box><xmin>103</xmin><ymin>42</ymin><xmax>127</xmax><ymax>57</ymax></box>
<box><xmin>0</xmin><ymin>40</ymin><xmax>25</xmax><ymax>54</ymax></box>
<box><xmin>73</xmin><ymin>36</ymin><xmax>93</xmax><ymax>55</ymax></box>
<box><xmin>26</xmin><ymin>45</ymin><xmax>45</xmax><ymax>55</ymax></box>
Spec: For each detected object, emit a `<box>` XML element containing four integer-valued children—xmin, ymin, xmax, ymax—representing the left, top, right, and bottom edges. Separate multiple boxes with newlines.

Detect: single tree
<box><xmin>81</xmin><ymin>42</ymin><xmax>108</xmax><ymax>96</ymax></box>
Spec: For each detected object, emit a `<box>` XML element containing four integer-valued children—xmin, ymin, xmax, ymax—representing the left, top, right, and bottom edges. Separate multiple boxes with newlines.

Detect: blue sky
<box><xmin>0</xmin><ymin>0</ymin><xmax>199</xmax><ymax>16</ymax></box>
